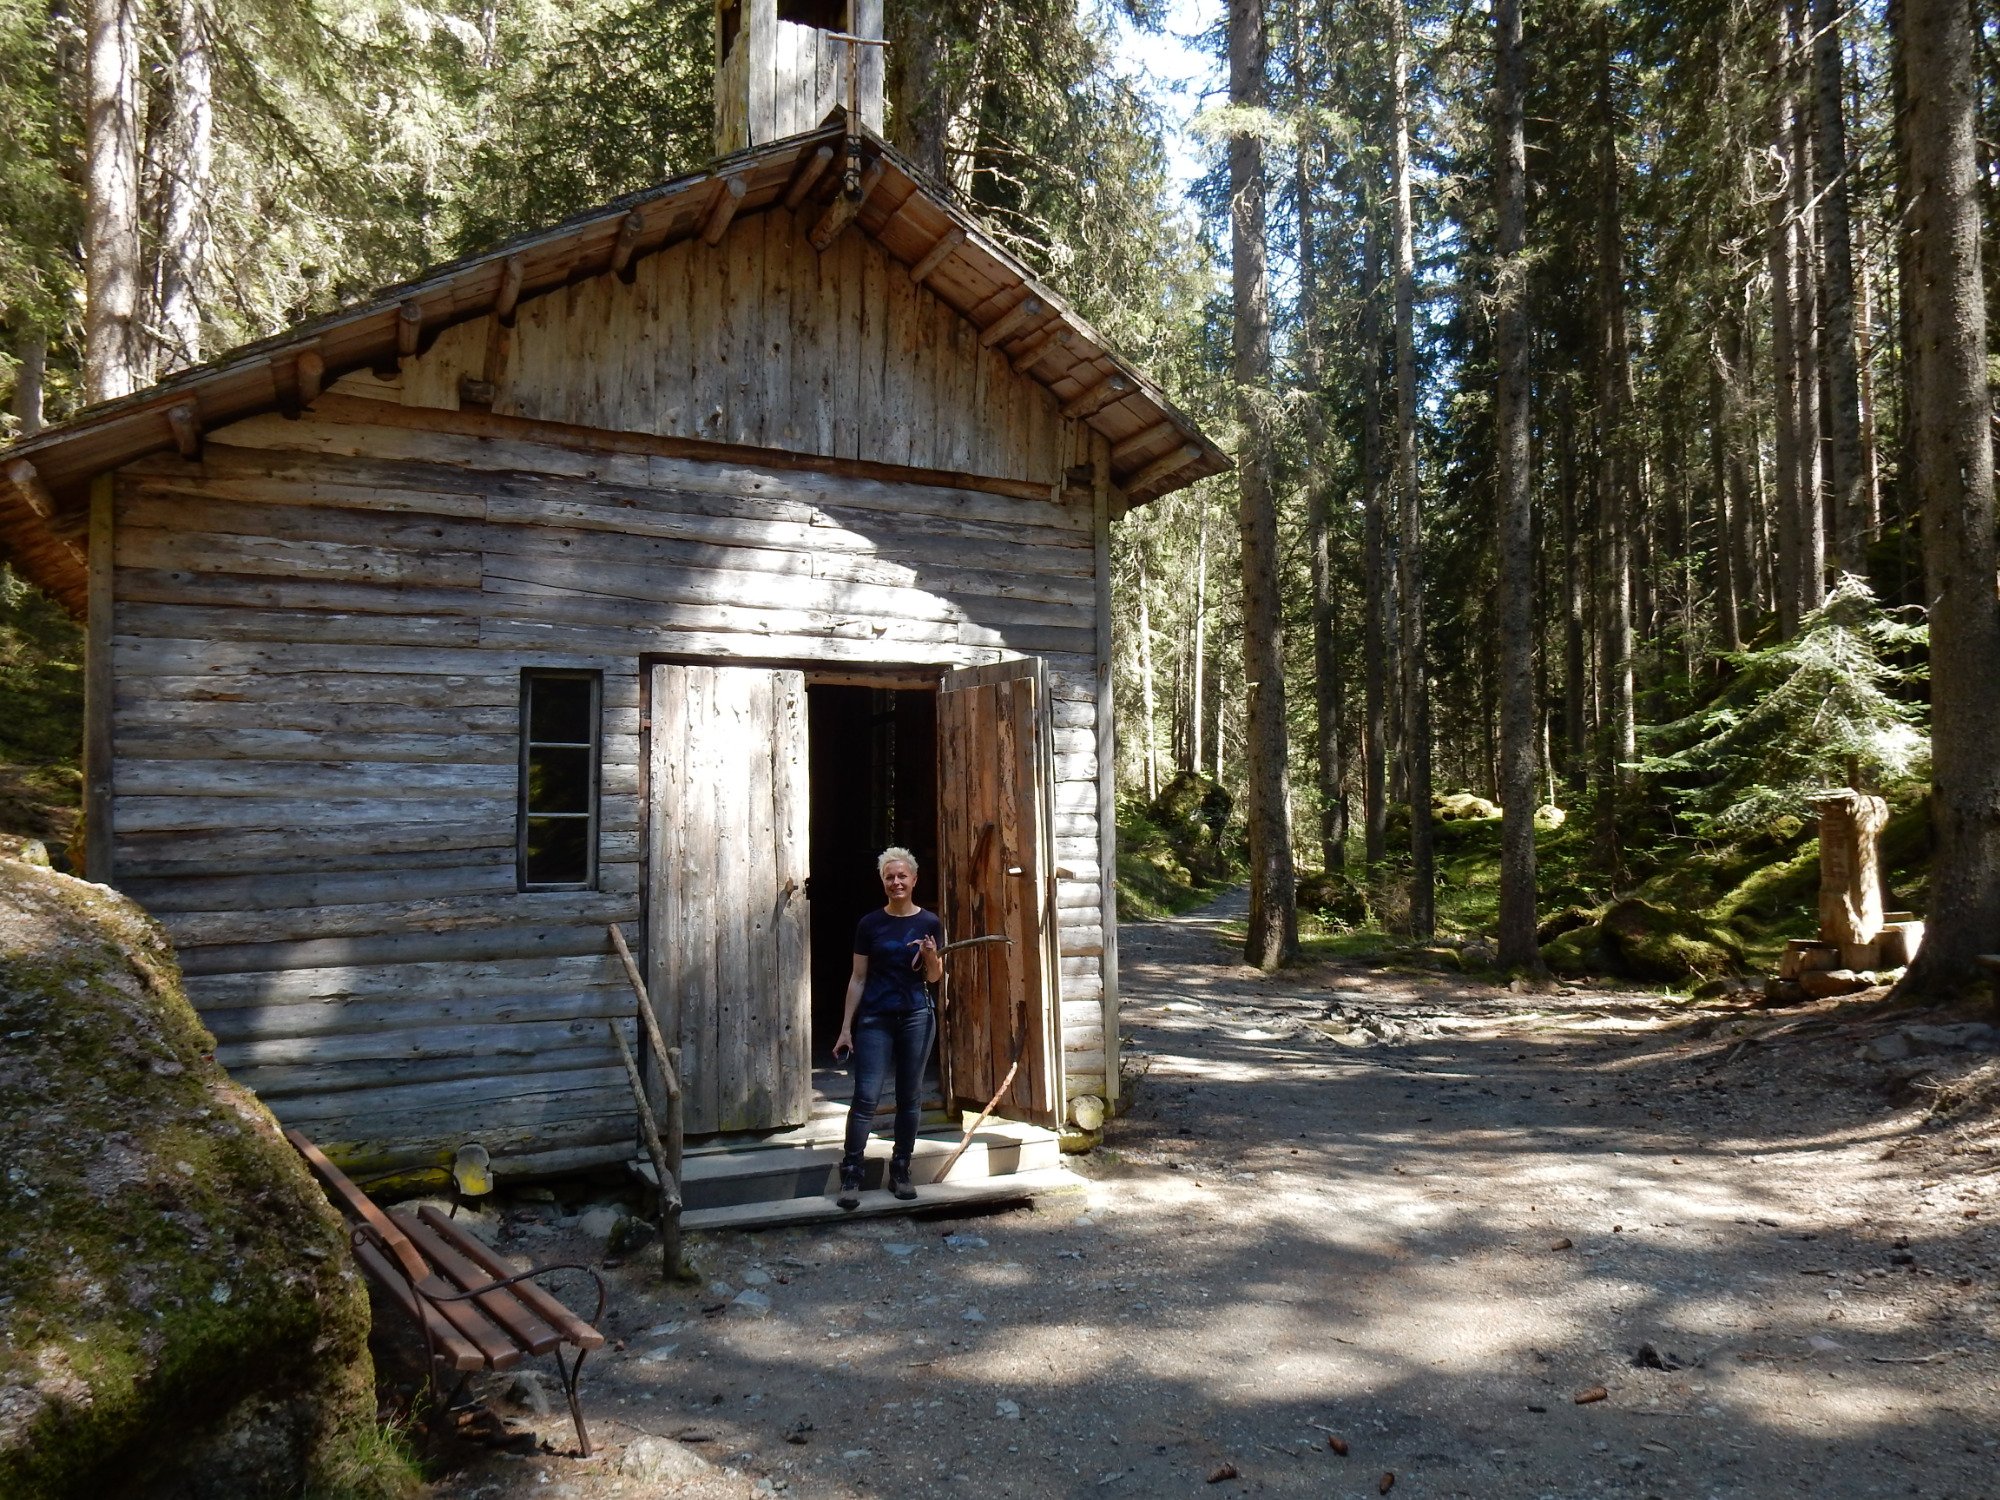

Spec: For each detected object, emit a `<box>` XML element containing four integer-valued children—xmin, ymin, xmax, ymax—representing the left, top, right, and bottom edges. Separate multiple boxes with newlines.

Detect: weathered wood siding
<box><xmin>108</xmin><ymin>394</ymin><xmax>1114</xmax><ymax>1172</ymax></box>
<box><xmin>342</xmin><ymin>206</ymin><xmax>1065</xmax><ymax>491</ymax></box>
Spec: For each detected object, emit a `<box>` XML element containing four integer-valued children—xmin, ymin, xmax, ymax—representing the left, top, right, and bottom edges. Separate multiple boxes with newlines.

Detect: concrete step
<box><xmin>678</xmin><ymin>1165</ymin><xmax>1082</xmax><ymax>1233</ymax></box>
<box><xmin>632</xmin><ymin>1120</ymin><xmax>1064</xmax><ymax>1213</ymax></box>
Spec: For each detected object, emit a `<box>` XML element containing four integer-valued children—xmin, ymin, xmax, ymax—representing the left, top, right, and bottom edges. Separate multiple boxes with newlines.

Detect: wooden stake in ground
<box><xmin>606</xmin><ymin>1020</ymin><xmax>681</xmax><ymax>1278</ymax></box>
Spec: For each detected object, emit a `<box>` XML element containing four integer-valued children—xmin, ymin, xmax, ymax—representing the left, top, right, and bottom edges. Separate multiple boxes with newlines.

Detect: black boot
<box><xmin>888</xmin><ymin>1158</ymin><xmax>917</xmax><ymax>1201</ymax></box>
<box><xmin>836</xmin><ymin>1165</ymin><xmax>862</xmax><ymax>1210</ymax></box>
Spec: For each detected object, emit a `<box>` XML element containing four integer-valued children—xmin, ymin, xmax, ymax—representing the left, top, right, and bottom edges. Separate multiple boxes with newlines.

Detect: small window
<box><xmin>518</xmin><ymin>671</ymin><xmax>600</xmax><ymax>891</ymax></box>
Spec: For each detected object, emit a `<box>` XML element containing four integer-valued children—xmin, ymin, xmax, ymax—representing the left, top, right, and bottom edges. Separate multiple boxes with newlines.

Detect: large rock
<box><xmin>1597</xmin><ymin>897</ymin><xmax>1746</xmax><ymax>984</ymax></box>
<box><xmin>1540</xmin><ymin>898</ymin><xmax>1745</xmax><ymax>984</ymax></box>
<box><xmin>0</xmin><ymin>856</ymin><xmax>383</xmax><ymax>1499</ymax></box>
<box><xmin>1145</xmin><ymin>772</ymin><xmax>1235</xmax><ymax>884</ymax></box>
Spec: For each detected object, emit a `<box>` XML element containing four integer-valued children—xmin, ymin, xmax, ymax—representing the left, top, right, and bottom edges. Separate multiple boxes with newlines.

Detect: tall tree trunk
<box><xmin>1709</xmin><ymin>348</ymin><xmax>1743</xmax><ymax>653</ymax></box>
<box><xmin>1812</xmin><ymin>0</ymin><xmax>1865</xmax><ymax>575</ymax></box>
<box><xmin>1190</xmin><ymin>498</ymin><xmax>1208</xmax><ymax>775</ymax></box>
<box><xmin>1361</xmin><ymin>218</ymin><xmax>1390</xmax><ymax>869</ymax></box>
<box><xmin>1768</xmin><ymin>14</ymin><xmax>1805</xmax><ymax>639</ymax></box>
<box><xmin>1492</xmin><ymin>0</ymin><xmax>1536</xmax><ymax>966</ymax></box>
<box><xmin>1897</xmin><ymin>0</ymin><xmax>2000</xmax><ymax>990</ymax></box>
<box><xmin>1594</xmin><ymin>21</ymin><xmax>1635</xmax><ymax>877</ymax></box>
<box><xmin>156</xmin><ymin>0</ymin><xmax>212</xmax><ymax>374</ymax></box>
<box><xmin>1229</xmin><ymin>0</ymin><xmax>1298</xmax><ymax>969</ymax></box>
<box><xmin>1295</xmin><ymin>51</ymin><xmax>1344</xmax><ymax>872</ymax></box>
<box><xmin>85</xmin><ymin>0</ymin><xmax>141</xmax><ymax>403</ymax></box>
<box><xmin>12</xmin><ymin>336</ymin><xmax>45</xmax><ymax>436</ymax></box>
<box><xmin>1558</xmin><ymin>385</ymin><xmax>1587</xmax><ymax>790</ymax></box>
<box><xmin>1138</xmin><ymin>560</ymin><xmax>1158</xmax><ymax>802</ymax></box>
<box><xmin>1856</xmin><ymin>215</ymin><xmax>1884</xmax><ymax>544</ymax></box>
<box><xmin>1391</xmin><ymin>0</ymin><xmax>1434</xmax><ymax>936</ymax></box>
<box><xmin>1721</xmin><ymin>306</ymin><xmax>1760</xmax><ymax>643</ymax></box>
<box><xmin>1788</xmin><ymin>0</ymin><xmax>1826</xmax><ymax>619</ymax></box>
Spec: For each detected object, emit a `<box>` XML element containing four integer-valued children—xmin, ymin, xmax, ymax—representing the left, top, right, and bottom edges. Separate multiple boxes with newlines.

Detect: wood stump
<box><xmin>1812</xmin><ymin>790</ymin><xmax>1889</xmax><ymax>953</ymax></box>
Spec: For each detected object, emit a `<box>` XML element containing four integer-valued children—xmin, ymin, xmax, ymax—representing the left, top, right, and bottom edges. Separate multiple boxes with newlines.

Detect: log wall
<box><xmin>108</xmin><ymin>395</ymin><xmax>1115</xmax><ymax>1174</ymax></box>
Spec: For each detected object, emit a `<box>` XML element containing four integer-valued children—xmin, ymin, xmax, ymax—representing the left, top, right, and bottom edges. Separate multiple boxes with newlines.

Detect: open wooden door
<box><xmin>935</xmin><ymin>658</ymin><xmax>1063</xmax><ymax>1127</ymax></box>
<box><xmin>647</xmin><ymin>664</ymin><xmax>811</xmax><ymax>1134</ymax></box>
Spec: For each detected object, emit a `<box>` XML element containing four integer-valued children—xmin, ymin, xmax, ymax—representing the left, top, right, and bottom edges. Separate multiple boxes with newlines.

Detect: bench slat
<box><xmin>285</xmin><ymin>1127</ymin><xmax>432</xmax><ymax>1288</ymax></box>
<box><xmin>416</xmin><ymin>1206</ymin><xmax>605</xmax><ymax>1350</ymax></box>
<box><xmin>352</xmin><ymin>1238</ymin><xmax>485</xmax><ymax>1372</ymax></box>
<box><xmin>396</xmin><ymin>1212</ymin><xmax>563</xmax><ymax>1357</ymax></box>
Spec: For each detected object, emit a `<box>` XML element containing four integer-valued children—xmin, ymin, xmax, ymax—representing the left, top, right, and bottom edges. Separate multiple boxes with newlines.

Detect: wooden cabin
<box><xmin>0</xmin><ymin>2</ymin><xmax>1226</xmax><ymax>1182</ymax></box>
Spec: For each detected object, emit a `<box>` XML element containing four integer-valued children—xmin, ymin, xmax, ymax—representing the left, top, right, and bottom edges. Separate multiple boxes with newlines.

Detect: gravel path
<box><xmin>430</xmin><ymin>888</ymin><xmax>2000</xmax><ymax>1499</ymax></box>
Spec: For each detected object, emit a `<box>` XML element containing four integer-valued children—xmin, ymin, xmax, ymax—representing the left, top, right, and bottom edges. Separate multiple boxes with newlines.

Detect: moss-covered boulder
<box><xmin>1297</xmin><ymin>869</ymin><xmax>1371</xmax><ymax>927</ymax></box>
<box><xmin>0</xmin><ymin>855</ymin><xmax>383</xmax><ymax>1499</ymax></box>
<box><xmin>1434</xmin><ymin>791</ymin><xmax>1500</xmax><ymax>822</ymax></box>
<box><xmin>1145</xmin><ymin>771</ymin><xmax>1235</xmax><ymax>884</ymax></box>
<box><xmin>1542</xmin><ymin>922</ymin><xmax>1612</xmax><ymax>976</ymax></box>
<box><xmin>1597</xmin><ymin>897</ymin><xmax>1746</xmax><ymax>984</ymax></box>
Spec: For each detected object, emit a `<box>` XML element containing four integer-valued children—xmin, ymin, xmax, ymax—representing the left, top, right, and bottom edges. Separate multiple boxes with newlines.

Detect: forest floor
<box><xmin>420</xmin><ymin>888</ymin><xmax>1999</xmax><ymax>1500</ymax></box>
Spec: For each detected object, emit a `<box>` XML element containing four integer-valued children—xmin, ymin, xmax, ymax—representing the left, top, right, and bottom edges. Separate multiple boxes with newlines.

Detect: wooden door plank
<box><xmin>772</xmin><ymin>669</ymin><xmax>812</xmax><ymax>1124</ymax></box>
<box><xmin>679</xmin><ymin>667</ymin><xmax>720</xmax><ymax>1133</ymax></box>
<box><xmin>741</xmin><ymin>669</ymin><xmax>778</xmax><ymax>1127</ymax></box>
<box><xmin>712</xmin><ymin>670</ymin><xmax>753</xmax><ymax>1130</ymax></box>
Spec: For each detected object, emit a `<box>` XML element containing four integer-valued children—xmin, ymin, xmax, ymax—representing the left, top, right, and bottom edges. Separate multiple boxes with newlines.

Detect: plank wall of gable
<box><xmin>106</xmin><ymin>405</ymin><xmax>1113</xmax><ymax>1175</ymax></box>
<box><xmin>367</xmin><ymin>207</ymin><xmax>1066</xmax><ymax>491</ymax></box>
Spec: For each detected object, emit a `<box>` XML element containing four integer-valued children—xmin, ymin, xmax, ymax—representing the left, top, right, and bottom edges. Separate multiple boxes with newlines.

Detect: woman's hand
<box><xmin>833</xmin><ymin>1027</ymin><xmax>854</xmax><ymax>1061</ymax></box>
<box><xmin>913</xmin><ymin>934</ymin><xmax>942</xmax><ymax>983</ymax></box>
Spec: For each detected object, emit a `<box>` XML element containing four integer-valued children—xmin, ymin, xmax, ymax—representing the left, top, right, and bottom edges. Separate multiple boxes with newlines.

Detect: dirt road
<box><xmin>433</xmin><ymin>889</ymin><xmax>2000</xmax><ymax>1499</ymax></box>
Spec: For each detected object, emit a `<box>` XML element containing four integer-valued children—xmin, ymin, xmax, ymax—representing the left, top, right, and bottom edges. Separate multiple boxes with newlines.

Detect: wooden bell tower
<box><xmin>714</xmin><ymin>0</ymin><xmax>885</xmax><ymax>156</ymax></box>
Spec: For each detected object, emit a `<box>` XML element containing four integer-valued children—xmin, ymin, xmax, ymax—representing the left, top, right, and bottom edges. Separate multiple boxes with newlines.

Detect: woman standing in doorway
<box><xmin>832</xmin><ymin>847</ymin><xmax>944</xmax><ymax>1208</ymax></box>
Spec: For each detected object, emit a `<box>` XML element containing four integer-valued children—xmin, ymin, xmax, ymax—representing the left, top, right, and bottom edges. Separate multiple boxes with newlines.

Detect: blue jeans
<box><xmin>841</xmin><ymin>1006</ymin><xmax>936</xmax><ymax>1174</ymax></box>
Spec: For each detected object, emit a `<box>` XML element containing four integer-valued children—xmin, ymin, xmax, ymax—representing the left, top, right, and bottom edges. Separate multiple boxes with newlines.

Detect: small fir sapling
<box><xmin>1636</xmin><ymin>575</ymin><xmax>1929</xmax><ymax>837</ymax></box>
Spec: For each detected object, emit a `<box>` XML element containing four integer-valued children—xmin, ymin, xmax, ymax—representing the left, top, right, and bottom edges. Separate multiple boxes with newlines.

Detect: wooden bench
<box><xmin>286</xmin><ymin>1129</ymin><xmax>607</xmax><ymax>1455</ymax></box>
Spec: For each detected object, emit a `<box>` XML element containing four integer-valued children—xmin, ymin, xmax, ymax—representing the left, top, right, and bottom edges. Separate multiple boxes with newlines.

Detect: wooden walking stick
<box><xmin>608</xmin><ymin>924</ymin><xmax>686</xmax><ymax>1279</ymax></box>
<box><xmin>931</xmin><ymin>933</ymin><xmax>1017</xmax><ymax>1183</ymax></box>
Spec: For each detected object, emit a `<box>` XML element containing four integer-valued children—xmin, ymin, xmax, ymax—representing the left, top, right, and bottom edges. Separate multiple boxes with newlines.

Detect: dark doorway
<box><xmin>805</xmin><ymin>683</ymin><xmax>938</xmax><ymax>1069</ymax></box>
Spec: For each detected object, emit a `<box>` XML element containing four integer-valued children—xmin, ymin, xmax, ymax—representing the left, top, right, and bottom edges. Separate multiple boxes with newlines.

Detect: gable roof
<box><xmin>1</xmin><ymin>119</ymin><xmax>1227</xmax><ymax>616</ymax></box>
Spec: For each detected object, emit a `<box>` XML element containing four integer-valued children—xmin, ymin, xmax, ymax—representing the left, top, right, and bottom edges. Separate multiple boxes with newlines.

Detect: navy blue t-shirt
<box><xmin>853</xmin><ymin>906</ymin><xmax>944</xmax><ymax>1016</ymax></box>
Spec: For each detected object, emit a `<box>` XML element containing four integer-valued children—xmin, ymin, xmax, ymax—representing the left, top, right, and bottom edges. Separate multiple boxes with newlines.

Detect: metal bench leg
<box><xmin>554</xmin><ymin>1345</ymin><xmax>592</xmax><ymax>1457</ymax></box>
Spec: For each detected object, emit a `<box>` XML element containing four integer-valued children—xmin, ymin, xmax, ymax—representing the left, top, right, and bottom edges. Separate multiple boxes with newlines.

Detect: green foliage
<box><xmin>0</xmin><ymin>568</ymin><xmax>81</xmax><ymax>848</ymax></box>
<box><xmin>1637</xmin><ymin>576</ymin><xmax>1929</xmax><ymax>836</ymax></box>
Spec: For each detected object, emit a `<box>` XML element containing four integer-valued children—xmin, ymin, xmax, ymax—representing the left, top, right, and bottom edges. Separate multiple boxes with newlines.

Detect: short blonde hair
<box><xmin>877</xmin><ymin>846</ymin><xmax>919</xmax><ymax>877</ymax></box>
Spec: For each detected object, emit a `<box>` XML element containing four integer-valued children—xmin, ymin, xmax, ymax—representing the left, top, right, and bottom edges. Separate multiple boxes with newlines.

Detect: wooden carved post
<box><xmin>1813</xmin><ymin>789</ymin><xmax>1888</xmax><ymax>964</ymax></box>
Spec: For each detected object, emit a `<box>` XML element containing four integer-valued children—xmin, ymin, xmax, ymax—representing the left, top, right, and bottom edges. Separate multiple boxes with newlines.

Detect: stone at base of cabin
<box><xmin>609</xmin><ymin>1214</ymin><xmax>658</xmax><ymax>1256</ymax></box>
<box><xmin>575</xmin><ymin>1203</ymin><xmax>629</xmax><ymax>1243</ymax></box>
<box><xmin>1059</xmin><ymin>1125</ymin><xmax>1103</xmax><ymax>1154</ymax></box>
<box><xmin>0</xmin><ymin>854</ymin><xmax>376</xmax><ymax>1500</ymax></box>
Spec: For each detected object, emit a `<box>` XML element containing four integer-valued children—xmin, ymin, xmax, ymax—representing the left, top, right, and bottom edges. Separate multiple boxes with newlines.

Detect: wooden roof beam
<box><xmin>1110</xmin><ymin>418</ymin><xmax>1176</xmax><ymax>466</ymax></box>
<box><xmin>4</xmin><ymin>458</ymin><xmax>57</xmax><ymax>521</ymax></box>
<box><xmin>979</xmin><ymin>296</ymin><xmax>1043</xmax><ymax>349</ymax></box>
<box><xmin>296</xmin><ymin>348</ymin><xmax>325</xmax><ymax>407</ymax></box>
<box><xmin>909</xmin><ymin>227</ymin><xmax>965</xmax><ymax>287</ymax></box>
<box><xmin>166</xmin><ymin>402</ymin><xmax>202</xmax><ymax>461</ymax></box>
<box><xmin>396</xmin><ymin>301</ymin><xmax>423</xmax><ymax>359</ymax></box>
<box><xmin>1009</xmin><ymin>321</ymin><xmax>1063</xmax><ymax>373</ymax></box>
<box><xmin>783</xmin><ymin>145</ymin><xmax>835</xmax><ymax>211</ymax></box>
<box><xmin>702</xmin><ymin>176</ymin><xmax>749</xmax><ymax>246</ymax></box>
<box><xmin>809</xmin><ymin>159</ymin><xmax>886</xmax><ymax>252</ymax></box>
<box><xmin>494</xmin><ymin>255</ymin><xmax>525</xmax><ymax>327</ymax></box>
<box><xmin>1061</xmin><ymin>373</ymin><xmax>1132</xmax><ymax>421</ymax></box>
<box><xmin>1124</xmin><ymin>442</ymin><xmax>1202</xmax><ymax>496</ymax></box>
<box><xmin>609</xmin><ymin>210</ymin><xmax>647</xmax><ymax>282</ymax></box>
